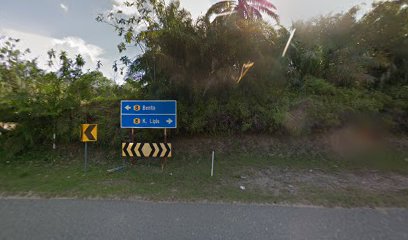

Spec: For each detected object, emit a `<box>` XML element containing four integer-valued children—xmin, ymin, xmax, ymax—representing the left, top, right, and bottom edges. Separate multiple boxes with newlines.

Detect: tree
<box><xmin>205</xmin><ymin>0</ymin><xmax>279</xmax><ymax>23</ymax></box>
<box><xmin>0</xmin><ymin>37</ymin><xmax>118</xmax><ymax>155</ymax></box>
<box><xmin>96</xmin><ymin>0</ymin><xmax>407</xmax><ymax>135</ymax></box>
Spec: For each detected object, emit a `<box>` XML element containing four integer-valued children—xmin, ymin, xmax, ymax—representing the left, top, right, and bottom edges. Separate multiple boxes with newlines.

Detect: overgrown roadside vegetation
<box><xmin>1</xmin><ymin>0</ymin><xmax>408</xmax><ymax>156</ymax></box>
<box><xmin>1</xmin><ymin>0</ymin><xmax>408</xmax><ymax>207</ymax></box>
<box><xmin>1</xmin><ymin>136</ymin><xmax>408</xmax><ymax>207</ymax></box>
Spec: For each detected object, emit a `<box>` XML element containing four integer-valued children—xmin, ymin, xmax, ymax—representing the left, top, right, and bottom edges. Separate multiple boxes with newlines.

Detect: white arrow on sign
<box><xmin>166</xmin><ymin>118</ymin><xmax>173</xmax><ymax>125</ymax></box>
<box><xmin>125</xmin><ymin>105</ymin><xmax>131</xmax><ymax>111</ymax></box>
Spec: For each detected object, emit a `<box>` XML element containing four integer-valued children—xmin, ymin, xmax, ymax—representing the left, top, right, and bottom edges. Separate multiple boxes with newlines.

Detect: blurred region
<box><xmin>328</xmin><ymin>116</ymin><xmax>388</xmax><ymax>157</ymax></box>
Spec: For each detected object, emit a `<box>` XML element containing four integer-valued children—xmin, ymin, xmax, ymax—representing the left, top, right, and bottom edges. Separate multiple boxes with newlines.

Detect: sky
<box><xmin>0</xmin><ymin>0</ymin><xmax>374</xmax><ymax>82</ymax></box>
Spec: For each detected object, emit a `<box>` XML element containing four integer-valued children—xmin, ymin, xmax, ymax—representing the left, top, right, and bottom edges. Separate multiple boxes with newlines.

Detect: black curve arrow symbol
<box><xmin>123</xmin><ymin>143</ymin><xmax>130</xmax><ymax>157</ymax></box>
<box><xmin>131</xmin><ymin>143</ymin><xmax>138</xmax><ymax>157</ymax></box>
<box><xmin>137</xmin><ymin>143</ymin><xmax>144</xmax><ymax>157</ymax></box>
<box><xmin>85</xmin><ymin>125</ymin><xmax>96</xmax><ymax>141</ymax></box>
<box><xmin>157</xmin><ymin>143</ymin><xmax>163</xmax><ymax>158</ymax></box>
<box><xmin>165</xmin><ymin>143</ymin><xmax>171</xmax><ymax>157</ymax></box>
<box><xmin>149</xmin><ymin>143</ymin><xmax>155</xmax><ymax>158</ymax></box>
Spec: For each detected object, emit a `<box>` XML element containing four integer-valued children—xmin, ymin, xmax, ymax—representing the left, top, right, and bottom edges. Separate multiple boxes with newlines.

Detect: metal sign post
<box><xmin>81</xmin><ymin>124</ymin><xmax>98</xmax><ymax>172</ymax></box>
<box><xmin>131</xmin><ymin>128</ymin><xmax>136</xmax><ymax>165</ymax></box>
<box><xmin>53</xmin><ymin>133</ymin><xmax>56</xmax><ymax>150</ymax></box>
<box><xmin>84</xmin><ymin>142</ymin><xmax>88</xmax><ymax>172</ymax></box>
<box><xmin>211</xmin><ymin>151</ymin><xmax>215</xmax><ymax>177</ymax></box>
<box><xmin>162</xmin><ymin>128</ymin><xmax>168</xmax><ymax>170</ymax></box>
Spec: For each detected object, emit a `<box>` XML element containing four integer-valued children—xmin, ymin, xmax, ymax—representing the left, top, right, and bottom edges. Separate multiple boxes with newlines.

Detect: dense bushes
<box><xmin>173</xmin><ymin>78</ymin><xmax>391</xmax><ymax>136</ymax></box>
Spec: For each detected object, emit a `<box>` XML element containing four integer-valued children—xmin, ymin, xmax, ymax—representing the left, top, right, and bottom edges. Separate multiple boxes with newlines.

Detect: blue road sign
<box><xmin>121</xmin><ymin>100</ymin><xmax>177</xmax><ymax>129</ymax></box>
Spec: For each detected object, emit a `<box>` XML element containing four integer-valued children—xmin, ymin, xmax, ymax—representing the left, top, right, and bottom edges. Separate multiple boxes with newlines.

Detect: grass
<box><xmin>1</xmin><ymin>139</ymin><xmax>408</xmax><ymax>207</ymax></box>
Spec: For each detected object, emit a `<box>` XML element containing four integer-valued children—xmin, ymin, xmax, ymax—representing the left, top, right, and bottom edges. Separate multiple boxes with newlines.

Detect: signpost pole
<box><xmin>211</xmin><ymin>151</ymin><xmax>215</xmax><ymax>177</ymax></box>
<box><xmin>162</xmin><ymin>128</ymin><xmax>167</xmax><ymax>171</ymax></box>
<box><xmin>84</xmin><ymin>142</ymin><xmax>88</xmax><ymax>172</ymax></box>
<box><xmin>131</xmin><ymin>128</ymin><xmax>135</xmax><ymax>165</ymax></box>
<box><xmin>53</xmin><ymin>133</ymin><xmax>56</xmax><ymax>150</ymax></box>
<box><xmin>81</xmin><ymin>124</ymin><xmax>97</xmax><ymax>173</ymax></box>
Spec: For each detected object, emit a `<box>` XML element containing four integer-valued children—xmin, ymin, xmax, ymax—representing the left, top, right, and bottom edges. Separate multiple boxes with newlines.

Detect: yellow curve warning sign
<box><xmin>81</xmin><ymin>124</ymin><xmax>98</xmax><ymax>142</ymax></box>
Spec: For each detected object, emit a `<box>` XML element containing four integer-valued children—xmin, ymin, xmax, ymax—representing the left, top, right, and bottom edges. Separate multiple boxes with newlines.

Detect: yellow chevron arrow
<box><xmin>152</xmin><ymin>143</ymin><xmax>159</xmax><ymax>157</ymax></box>
<box><xmin>127</xmin><ymin>143</ymin><xmax>133</xmax><ymax>157</ymax></box>
<box><xmin>160</xmin><ymin>143</ymin><xmax>166</xmax><ymax>157</ymax></box>
<box><xmin>122</xmin><ymin>143</ymin><xmax>127</xmax><ymax>156</ymax></box>
<box><xmin>135</xmin><ymin>143</ymin><xmax>142</xmax><ymax>157</ymax></box>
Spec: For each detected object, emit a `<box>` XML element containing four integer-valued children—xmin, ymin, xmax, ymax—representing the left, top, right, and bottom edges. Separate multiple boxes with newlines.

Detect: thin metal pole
<box><xmin>211</xmin><ymin>151</ymin><xmax>215</xmax><ymax>177</ymax></box>
<box><xmin>130</xmin><ymin>128</ymin><xmax>135</xmax><ymax>165</ymax></box>
<box><xmin>84</xmin><ymin>142</ymin><xmax>88</xmax><ymax>172</ymax></box>
<box><xmin>53</xmin><ymin>117</ymin><xmax>57</xmax><ymax>150</ymax></box>
<box><xmin>162</xmin><ymin>128</ymin><xmax>167</xmax><ymax>171</ymax></box>
<box><xmin>53</xmin><ymin>133</ymin><xmax>56</xmax><ymax>150</ymax></box>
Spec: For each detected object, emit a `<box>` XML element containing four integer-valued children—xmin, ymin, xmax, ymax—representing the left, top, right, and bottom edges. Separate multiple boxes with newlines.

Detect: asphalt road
<box><xmin>0</xmin><ymin>199</ymin><xmax>407</xmax><ymax>240</ymax></box>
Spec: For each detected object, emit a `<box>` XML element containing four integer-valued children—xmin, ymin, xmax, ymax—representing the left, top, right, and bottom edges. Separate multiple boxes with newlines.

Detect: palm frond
<box><xmin>207</xmin><ymin>0</ymin><xmax>279</xmax><ymax>22</ymax></box>
<box><xmin>205</xmin><ymin>1</ymin><xmax>236</xmax><ymax>21</ymax></box>
<box><xmin>252</xmin><ymin>5</ymin><xmax>279</xmax><ymax>22</ymax></box>
<box><xmin>247</xmin><ymin>6</ymin><xmax>263</xmax><ymax>19</ymax></box>
<box><xmin>247</xmin><ymin>0</ymin><xmax>276</xmax><ymax>10</ymax></box>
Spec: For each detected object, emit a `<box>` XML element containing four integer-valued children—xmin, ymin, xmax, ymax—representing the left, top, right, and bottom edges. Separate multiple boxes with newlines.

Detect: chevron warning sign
<box><xmin>122</xmin><ymin>143</ymin><xmax>172</xmax><ymax>158</ymax></box>
<box><xmin>81</xmin><ymin>124</ymin><xmax>97</xmax><ymax>142</ymax></box>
